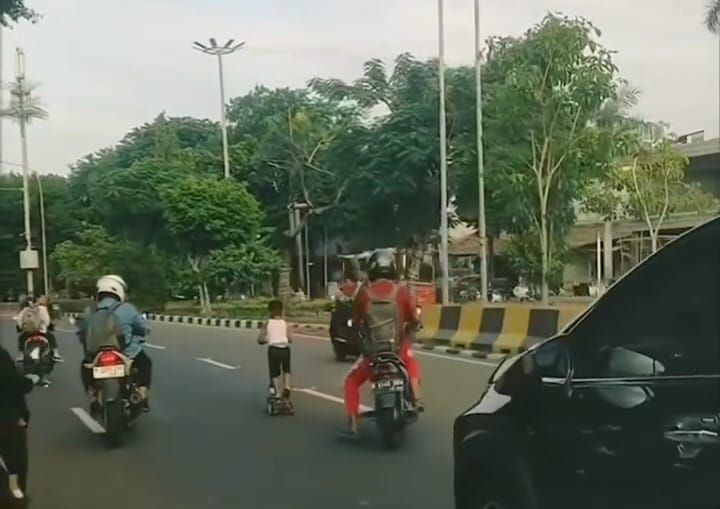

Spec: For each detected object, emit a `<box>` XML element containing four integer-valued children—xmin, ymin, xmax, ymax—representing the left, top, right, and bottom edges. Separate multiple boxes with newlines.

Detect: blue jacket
<box><xmin>80</xmin><ymin>297</ymin><xmax>148</xmax><ymax>359</ymax></box>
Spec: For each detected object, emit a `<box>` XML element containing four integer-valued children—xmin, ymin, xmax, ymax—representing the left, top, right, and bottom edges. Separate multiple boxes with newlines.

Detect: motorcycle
<box><xmin>19</xmin><ymin>334</ymin><xmax>53</xmax><ymax>386</ymax></box>
<box><xmin>362</xmin><ymin>349</ymin><xmax>418</xmax><ymax>449</ymax></box>
<box><xmin>86</xmin><ymin>347</ymin><xmax>144</xmax><ymax>447</ymax></box>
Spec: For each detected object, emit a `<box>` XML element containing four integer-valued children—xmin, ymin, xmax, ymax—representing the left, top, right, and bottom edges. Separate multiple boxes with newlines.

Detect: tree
<box><xmin>478</xmin><ymin>14</ymin><xmax>619</xmax><ymax>302</ymax></box>
<box><xmin>161</xmin><ymin>177</ymin><xmax>277</xmax><ymax>312</ymax></box>
<box><xmin>227</xmin><ymin>86</ymin><xmax>362</xmax><ymax>293</ymax></box>
<box><xmin>0</xmin><ymin>0</ymin><xmax>39</xmax><ymax>26</ymax></box>
<box><xmin>594</xmin><ymin>141</ymin><xmax>716</xmax><ymax>253</ymax></box>
<box><xmin>52</xmin><ymin>225</ymin><xmax>168</xmax><ymax>308</ymax></box>
<box><xmin>706</xmin><ymin>0</ymin><xmax>720</xmax><ymax>33</ymax></box>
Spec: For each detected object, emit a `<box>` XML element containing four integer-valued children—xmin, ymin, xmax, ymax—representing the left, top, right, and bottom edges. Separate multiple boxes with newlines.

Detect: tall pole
<box><xmin>0</xmin><ymin>27</ymin><xmax>4</xmax><ymax>172</ymax></box>
<box><xmin>193</xmin><ymin>39</ymin><xmax>244</xmax><ymax>180</ymax></box>
<box><xmin>474</xmin><ymin>0</ymin><xmax>488</xmax><ymax>302</ymax></box>
<box><xmin>36</xmin><ymin>174</ymin><xmax>48</xmax><ymax>295</ymax></box>
<box><xmin>216</xmin><ymin>54</ymin><xmax>230</xmax><ymax>179</ymax></box>
<box><xmin>437</xmin><ymin>0</ymin><xmax>450</xmax><ymax>304</ymax></box>
<box><xmin>304</xmin><ymin>219</ymin><xmax>311</xmax><ymax>298</ymax></box>
<box><xmin>17</xmin><ymin>48</ymin><xmax>33</xmax><ymax>296</ymax></box>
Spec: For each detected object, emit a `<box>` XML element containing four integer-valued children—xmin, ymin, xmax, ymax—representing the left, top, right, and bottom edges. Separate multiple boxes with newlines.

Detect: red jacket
<box><xmin>352</xmin><ymin>280</ymin><xmax>417</xmax><ymax>340</ymax></box>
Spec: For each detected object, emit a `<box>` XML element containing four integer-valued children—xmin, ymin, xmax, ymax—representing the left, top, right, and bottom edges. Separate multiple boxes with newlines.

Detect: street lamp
<box><xmin>193</xmin><ymin>38</ymin><xmax>245</xmax><ymax>180</ymax></box>
<box><xmin>474</xmin><ymin>0</ymin><xmax>489</xmax><ymax>302</ymax></box>
<box><xmin>437</xmin><ymin>0</ymin><xmax>450</xmax><ymax>304</ymax></box>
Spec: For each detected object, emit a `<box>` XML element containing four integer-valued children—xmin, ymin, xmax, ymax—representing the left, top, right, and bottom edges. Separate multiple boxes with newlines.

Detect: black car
<box><xmin>329</xmin><ymin>296</ymin><xmax>361</xmax><ymax>361</ymax></box>
<box><xmin>453</xmin><ymin>217</ymin><xmax>720</xmax><ymax>509</ymax></box>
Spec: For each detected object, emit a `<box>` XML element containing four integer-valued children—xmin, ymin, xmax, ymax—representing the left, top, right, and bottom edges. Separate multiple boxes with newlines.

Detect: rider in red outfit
<box><xmin>343</xmin><ymin>250</ymin><xmax>423</xmax><ymax>437</ymax></box>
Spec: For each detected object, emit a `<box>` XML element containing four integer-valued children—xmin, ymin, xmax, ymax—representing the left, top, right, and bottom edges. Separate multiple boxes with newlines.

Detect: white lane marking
<box><xmin>295</xmin><ymin>387</ymin><xmax>372</xmax><ymax>413</ymax></box>
<box><xmin>55</xmin><ymin>328</ymin><xmax>75</xmax><ymax>333</ymax></box>
<box><xmin>196</xmin><ymin>357</ymin><xmax>238</xmax><ymax>370</ymax></box>
<box><xmin>70</xmin><ymin>407</ymin><xmax>105</xmax><ymax>434</ymax></box>
<box><xmin>415</xmin><ymin>349</ymin><xmax>498</xmax><ymax>367</ymax></box>
<box><xmin>144</xmin><ymin>343</ymin><xmax>166</xmax><ymax>350</ymax></box>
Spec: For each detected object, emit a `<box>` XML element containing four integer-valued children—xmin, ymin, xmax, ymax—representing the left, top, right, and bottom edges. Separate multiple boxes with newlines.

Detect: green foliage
<box><xmin>0</xmin><ymin>0</ymin><xmax>39</xmax><ymax>26</ymax></box>
<box><xmin>52</xmin><ymin>225</ymin><xmax>167</xmax><ymax>308</ymax></box>
<box><xmin>505</xmin><ymin>233</ymin><xmax>567</xmax><ymax>289</ymax></box>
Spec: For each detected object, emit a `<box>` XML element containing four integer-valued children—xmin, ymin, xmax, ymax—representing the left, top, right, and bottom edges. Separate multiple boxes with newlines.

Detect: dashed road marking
<box><xmin>70</xmin><ymin>407</ymin><xmax>105</xmax><ymax>434</ymax></box>
<box><xmin>196</xmin><ymin>357</ymin><xmax>238</xmax><ymax>370</ymax></box>
<box><xmin>145</xmin><ymin>343</ymin><xmax>166</xmax><ymax>350</ymax></box>
<box><xmin>295</xmin><ymin>387</ymin><xmax>372</xmax><ymax>412</ymax></box>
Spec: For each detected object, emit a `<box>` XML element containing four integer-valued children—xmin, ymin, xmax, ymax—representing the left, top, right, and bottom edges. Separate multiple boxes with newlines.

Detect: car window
<box><xmin>570</xmin><ymin>222</ymin><xmax>720</xmax><ymax>379</ymax></box>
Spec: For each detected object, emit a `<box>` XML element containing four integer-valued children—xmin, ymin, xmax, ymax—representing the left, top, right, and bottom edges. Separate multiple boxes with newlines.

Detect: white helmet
<box><xmin>96</xmin><ymin>274</ymin><xmax>127</xmax><ymax>302</ymax></box>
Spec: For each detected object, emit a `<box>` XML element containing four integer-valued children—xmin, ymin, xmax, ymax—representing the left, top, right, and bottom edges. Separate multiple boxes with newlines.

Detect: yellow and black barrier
<box><xmin>419</xmin><ymin>303</ymin><xmax>588</xmax><ymax>356</ymax></box>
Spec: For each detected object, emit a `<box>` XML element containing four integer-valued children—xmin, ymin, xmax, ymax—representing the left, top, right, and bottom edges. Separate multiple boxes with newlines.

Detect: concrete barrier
<box><xmin>419</xmin><ymin>303</ymin><xmax>587</xmax><ymax>355</ymax></box>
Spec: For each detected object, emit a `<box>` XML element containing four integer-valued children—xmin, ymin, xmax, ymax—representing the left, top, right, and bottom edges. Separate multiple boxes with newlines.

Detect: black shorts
<box><xmin>268</xmin><ymin>346</ymin><xmax>290</xmax><ymax>378</ymax></box>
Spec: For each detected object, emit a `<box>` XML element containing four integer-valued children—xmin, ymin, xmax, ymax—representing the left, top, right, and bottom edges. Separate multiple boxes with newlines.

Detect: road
<box><xmin>0</xmin><ymin>317</ymin><xmax>497</xmax><ymax>509</ymax></box>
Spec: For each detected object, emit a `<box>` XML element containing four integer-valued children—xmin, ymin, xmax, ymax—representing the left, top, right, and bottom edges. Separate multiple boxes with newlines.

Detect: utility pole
<box><xmin>437</xmin><ymin>0</ymin><xmax>450</xmax><ymax>304</ymax></box>
<box><xmin>16</xmin><ymin>48</ymin><xmax>37</xmax><ymax>296</ymax></box>
<box><xmin>193</xmin><ymin>38</ymin><xmax>244</xmax><ymax>180</ymax></box>
<box><xmin>474</xmin><ymin>0</ymin><xmax>489</xmax><ymax>302</ymax></box>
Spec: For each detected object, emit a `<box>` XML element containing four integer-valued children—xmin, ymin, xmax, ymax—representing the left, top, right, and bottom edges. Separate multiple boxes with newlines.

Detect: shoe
<box><xmin>39</xmin><ymin>378</ymin><xmax>51</xmax><ymax>388</ymax></box>
<box><xmin>282</xmin><ymin>388</ymin><xmax>291</xmax><ymax>400</ymax></box>
<box><xmin>52</xmin><ymin>352</ymin><xmax>64</xmax><ymax>362</ymax></box>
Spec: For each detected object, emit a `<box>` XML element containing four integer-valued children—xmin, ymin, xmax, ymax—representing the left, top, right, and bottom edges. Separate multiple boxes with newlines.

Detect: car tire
<box><xmin>332</xmin><ymin>342</ymin><xmax>347</xmax><ymax>362</ymax></box>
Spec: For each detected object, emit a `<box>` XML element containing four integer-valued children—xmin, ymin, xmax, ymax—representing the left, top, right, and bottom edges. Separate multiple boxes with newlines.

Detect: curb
<box><xmin>64</xmin><ymin>312</ymin><xmax>329</xmax><ymax>333</ymax></box>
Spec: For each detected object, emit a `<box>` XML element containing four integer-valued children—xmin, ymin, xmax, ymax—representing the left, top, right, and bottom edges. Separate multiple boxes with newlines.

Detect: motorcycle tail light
<box><xmin>97</xmin><ymin>350</ymin><xmax>124</xmax><ymax>366</ymax></box>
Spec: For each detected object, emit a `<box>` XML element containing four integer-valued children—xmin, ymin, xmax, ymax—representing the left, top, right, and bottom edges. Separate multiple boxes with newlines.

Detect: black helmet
<box><xmin>368</xmin><ymin>249</ymin><xmax>397</xmax><ymax>281</ymax></box>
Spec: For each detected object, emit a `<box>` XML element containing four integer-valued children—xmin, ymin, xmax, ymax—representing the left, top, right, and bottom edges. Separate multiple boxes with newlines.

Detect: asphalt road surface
<box><xmin>0</xmin><ymin>317</ymin><xmax>497</xmax><ymax>509</ymax></box>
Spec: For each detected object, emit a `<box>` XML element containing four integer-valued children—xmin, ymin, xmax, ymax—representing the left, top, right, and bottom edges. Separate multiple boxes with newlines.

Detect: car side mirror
<box><xmin>530</xmin><ymin>338</ymin><xmax>573</xmax><ymax>397</ymax></box>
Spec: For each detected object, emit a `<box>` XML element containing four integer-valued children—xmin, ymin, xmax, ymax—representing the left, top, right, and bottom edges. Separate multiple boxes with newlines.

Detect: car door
<box><xmin>563</xmin><ymin>220</ymin><xmax>720</xmax><ymax>509</ymax></box>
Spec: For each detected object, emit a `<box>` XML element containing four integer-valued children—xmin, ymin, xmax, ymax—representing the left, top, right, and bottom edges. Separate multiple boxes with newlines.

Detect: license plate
<box><xmin>373</xmin><ymin>379</ymin><xmax>404</xmax><ymax>391</ymax></box>
<box><xmin>93</xmin><ymin>365</ymin><xmax>126</xmax><ymax>379</ymax></box>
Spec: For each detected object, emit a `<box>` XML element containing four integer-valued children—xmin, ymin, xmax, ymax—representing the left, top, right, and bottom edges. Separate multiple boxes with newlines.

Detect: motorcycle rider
<box><xmin>0</xmin><ymin>341</ymin><xmax>38</xmax><ymax>507</ymax></box>
<box><xmin>36</xmin><ymin>296</ymin><xmax>63</xmax><ymax>362</ymax></box>
<box><xmin>342</xmin><ymin>249</ymin><xmax>423</xmax><ymax>438</ymax></box>
<box><xmin>77</xmin><ymin>275</ymin><xmax>152</xmax><ymax>414</ymax></box>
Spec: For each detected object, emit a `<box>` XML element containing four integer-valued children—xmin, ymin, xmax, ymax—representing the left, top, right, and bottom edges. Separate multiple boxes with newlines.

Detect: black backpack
<box><xmin>83</xmin><ymin>301</ymin><xmax>124</xmax><ymax>354</ymax></box>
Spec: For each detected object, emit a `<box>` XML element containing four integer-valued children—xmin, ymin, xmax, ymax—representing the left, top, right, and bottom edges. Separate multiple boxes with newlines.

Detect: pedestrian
<box><xmin>0</xmin><ymin>341</ymin><xmax>37</xmax><ymax>507</ymax></box>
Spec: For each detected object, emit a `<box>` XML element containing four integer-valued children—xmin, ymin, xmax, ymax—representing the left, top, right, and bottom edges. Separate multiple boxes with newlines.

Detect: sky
<box><xmin>0</xmin><ymin>0</ymin><xmax>717</xmax><ymax>175</ymax></box>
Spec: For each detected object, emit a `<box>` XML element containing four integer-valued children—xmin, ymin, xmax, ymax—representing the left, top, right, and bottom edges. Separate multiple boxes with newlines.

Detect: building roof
<box><xmin>567</xmin><ymin>213</ymin><xmax>719</xmax><ymax>248</ymax></box>
<box><xmin>675</xmin><ymin>138</ymin><xmax>720</xmax><ymax>158</ymax></box>
<box><xmin>449</xmin><ymin>234</ymin><xmax>511</xmax><ymax>256</ymax></box>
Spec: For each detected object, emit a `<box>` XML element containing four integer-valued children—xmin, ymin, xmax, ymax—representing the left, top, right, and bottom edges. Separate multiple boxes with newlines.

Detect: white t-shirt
<box><xmin>265</xmin><ymin>318</ymin><xmax>289</xmax><ymax>348</ymax></box>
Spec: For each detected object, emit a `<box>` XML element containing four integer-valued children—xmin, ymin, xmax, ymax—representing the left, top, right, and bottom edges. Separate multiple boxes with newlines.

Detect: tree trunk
<box><xmin>202</xmin><ymin>283</ymin><xmax>212</xmax><ymax>314</ymax></box>
<box><xmin>650</xmin><ymin>230</ymin><xmax>658</xmax><ymax>253</ymax></box>
<box><xmin>539</xmin><ymin>215</ymin><xmax>550</xmax><ymax>305</ymax></box>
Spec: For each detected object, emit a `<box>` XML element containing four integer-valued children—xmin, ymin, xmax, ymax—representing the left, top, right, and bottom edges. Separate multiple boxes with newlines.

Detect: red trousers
<box><xmin>344</xmin><ymin>342</ymin><xmax>420</xmax><ymax>418</ymax></box>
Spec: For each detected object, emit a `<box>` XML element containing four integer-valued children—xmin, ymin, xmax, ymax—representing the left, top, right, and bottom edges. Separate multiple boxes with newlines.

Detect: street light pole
<box><xmin>35</xmin><ymin>173</ymin><xmax>48</xmax><ymax>294</ymax></box>
<box><xmin>193</xmin><ymin>38</ymin><xmax>245</xmax><ymax>180</ymax></box>
<box><xmin>474</xmin><ymin>0</ymin><xmax>489</xmax><ymax>302</ymax></box>
<box><xmin>437</xmin><ymin>0</ymin><xmax>450</xmax><ymax>304</ymax></box>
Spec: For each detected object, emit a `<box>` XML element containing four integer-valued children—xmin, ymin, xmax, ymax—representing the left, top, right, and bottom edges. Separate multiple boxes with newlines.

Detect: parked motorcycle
<box><xmin>86</xmin><ymin>347</ymin><xmax>144</xmax><ymax>447</ymax></box>
<box><xmin>362</xmin><ymin>350</ymin><xmax>418</xmax><ymax>449</ymax></box>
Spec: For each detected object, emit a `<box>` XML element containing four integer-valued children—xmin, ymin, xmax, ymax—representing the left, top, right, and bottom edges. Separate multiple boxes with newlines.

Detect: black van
<box><xmin>453</xmin><ymin>217</ymin><xmax>720</xmax><ymax>509</ymax></box>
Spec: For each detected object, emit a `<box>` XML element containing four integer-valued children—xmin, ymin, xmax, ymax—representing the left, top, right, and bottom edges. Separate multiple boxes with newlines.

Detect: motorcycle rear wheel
<box><xmin>104</xmin><ymin>401</ymin><xmax>125</xmax><ymax>447</ymax></box>
<box><xmin>376</xmin><ymin>407</ymin><xmax>402</xmax><ymax>449</ymax></box>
